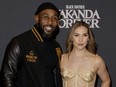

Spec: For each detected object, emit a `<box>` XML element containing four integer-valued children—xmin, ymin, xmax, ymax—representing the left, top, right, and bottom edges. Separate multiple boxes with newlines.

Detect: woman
<box><xmin>60</xmin><ymin>21</ymin><xmax>110</xmax><ymax>87</ymax></box>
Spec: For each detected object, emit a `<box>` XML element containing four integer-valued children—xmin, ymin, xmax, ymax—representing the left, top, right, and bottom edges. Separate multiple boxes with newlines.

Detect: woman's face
<box><xmin>72</xmin><ymin>26</ymin><xmax>89</xmax><ymax>50</ymax></box>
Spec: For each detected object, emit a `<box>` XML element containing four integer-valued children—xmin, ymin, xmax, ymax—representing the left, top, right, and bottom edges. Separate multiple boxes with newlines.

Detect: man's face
<box><xmin>35</xmin><ymin>9</ymin><xmax>59</xmax><ymax>36</ymax></box>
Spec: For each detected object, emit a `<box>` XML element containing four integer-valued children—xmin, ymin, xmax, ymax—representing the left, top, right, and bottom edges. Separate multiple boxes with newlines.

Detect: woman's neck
<box><xmin>70</xmin><ymin>48</ymin><xmax>89</xmax><ymax>58</ymax></box>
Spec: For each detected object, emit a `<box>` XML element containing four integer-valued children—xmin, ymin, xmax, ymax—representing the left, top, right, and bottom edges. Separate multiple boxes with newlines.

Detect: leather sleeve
<box><xmin>0</xmin><ymin>38</ymin><xmax>21</xmax><ymax>87</ymax></box>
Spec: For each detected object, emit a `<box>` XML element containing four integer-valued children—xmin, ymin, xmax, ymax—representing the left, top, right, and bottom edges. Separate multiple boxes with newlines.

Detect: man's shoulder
<box><xmin>16</xmin><ymin>29</ymin><xmax>32</xmax><ymax>38</ymax></box>
<box><xmin>9</xmin><ymin>29</ymin><xmax>32</xmax><ymax>43</ymax></box>
<box><xmin>11</xmin><ymin>29</ymin><xmax>32</xmax><ymax>40</ymax></box>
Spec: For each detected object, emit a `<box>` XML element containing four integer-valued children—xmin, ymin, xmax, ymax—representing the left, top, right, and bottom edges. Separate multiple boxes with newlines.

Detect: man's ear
<box><xmin>34</xmin><ymin>15</ymin><xmax>39</xmax><ymax>24</ymax></box>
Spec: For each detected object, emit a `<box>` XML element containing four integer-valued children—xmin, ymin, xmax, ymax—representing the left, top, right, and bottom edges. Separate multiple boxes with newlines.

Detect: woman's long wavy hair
<box><xmin>65</xmin><ymin>21</ymin><xmax>97</xmax><ymax>54</ymax></box>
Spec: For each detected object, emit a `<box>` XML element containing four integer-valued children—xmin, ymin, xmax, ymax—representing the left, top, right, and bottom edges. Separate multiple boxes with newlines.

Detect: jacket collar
<box><xmin>31</xmin><ymin>26</ymin><xmax>44</xmax><ymax>42</ymax></box>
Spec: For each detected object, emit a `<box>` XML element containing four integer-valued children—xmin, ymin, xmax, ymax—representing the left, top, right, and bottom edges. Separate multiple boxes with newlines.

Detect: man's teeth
<box><xmin>46</xmin><ymin>26</ymin><xmax>52</xmax><ymax>30</ymax></box>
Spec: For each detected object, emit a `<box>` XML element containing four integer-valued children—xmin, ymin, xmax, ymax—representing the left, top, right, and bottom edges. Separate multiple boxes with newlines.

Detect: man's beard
<box><xmin>36</xmin><ymin>23</ymin><xmax>60</xmax><ymax>40</ymax></box>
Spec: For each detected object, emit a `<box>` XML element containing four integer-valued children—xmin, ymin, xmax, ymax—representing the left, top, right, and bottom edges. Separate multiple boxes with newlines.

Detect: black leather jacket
<box><xmin>0</xmin><ymin>27</ymin><xmax>62</xmax><ymax>87</ymax></box>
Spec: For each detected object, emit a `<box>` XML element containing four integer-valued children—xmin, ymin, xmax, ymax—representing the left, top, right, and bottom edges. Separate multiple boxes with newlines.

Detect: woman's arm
<box><xmin>97</xmin><ymin>56</ymin><xmax>111</xmax><ymax>87</ymax></box>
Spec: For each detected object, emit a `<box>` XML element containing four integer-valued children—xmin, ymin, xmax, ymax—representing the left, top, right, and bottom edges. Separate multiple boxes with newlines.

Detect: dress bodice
<box><xmin>61</xmin><ymin>68</ymin><xmax>96</xmax><ymax>87</ymax></box>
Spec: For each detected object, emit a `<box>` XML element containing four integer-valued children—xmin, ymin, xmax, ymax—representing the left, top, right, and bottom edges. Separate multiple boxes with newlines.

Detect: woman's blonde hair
<box><xmin>65</xmin><ymin>21</ymin><xmax>97</xmax><ymax>54</ymax></box>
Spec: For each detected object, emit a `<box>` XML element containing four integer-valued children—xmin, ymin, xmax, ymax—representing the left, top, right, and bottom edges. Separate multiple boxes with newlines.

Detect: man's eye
<box><xmin>52</xmin><ymin>16</ymin><xmax>58</xmax><ymax>20</ymax></box>
<box><xmin>42</xmin><ymin>15</ymin><xmax>48</xmax><ymax>19</ymax></box>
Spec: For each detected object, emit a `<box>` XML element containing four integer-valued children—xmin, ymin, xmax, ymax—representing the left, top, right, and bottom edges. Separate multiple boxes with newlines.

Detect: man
<box><xmin>0</xmin><ymin>2</ymin><xmax>62</xmax><ymax>87</ymax></box>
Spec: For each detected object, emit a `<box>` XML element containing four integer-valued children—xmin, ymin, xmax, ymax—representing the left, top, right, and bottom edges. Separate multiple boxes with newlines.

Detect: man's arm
<box><xmin>0</xmin><ymin>38</ymin><xmax>21</xmax><ymax>87</ymax></box>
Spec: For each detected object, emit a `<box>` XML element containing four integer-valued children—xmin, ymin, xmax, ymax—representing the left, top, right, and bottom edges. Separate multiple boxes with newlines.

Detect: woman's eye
<box><xmin>74</xmin><ymin>34</ymin><xmax>79</xmax><ymax>36</ymax></box>
<box><xmin>84</xmin><ymin>34</ymin><xmax>88</xmax><ymax>36</ymax></box>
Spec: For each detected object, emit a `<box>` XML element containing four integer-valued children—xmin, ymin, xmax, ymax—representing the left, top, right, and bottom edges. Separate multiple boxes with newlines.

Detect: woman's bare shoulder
<box><xmin>94</xmin><ymin>54</ymin><xmax>105</xmax><ymax>66</ymax></box>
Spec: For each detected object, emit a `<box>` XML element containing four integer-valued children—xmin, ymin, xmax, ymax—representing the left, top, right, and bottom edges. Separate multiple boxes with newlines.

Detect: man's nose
<box><xmin>48</xmin><ymin>18</ymin><xmax>52</xmax><ymax>24</ymax></box>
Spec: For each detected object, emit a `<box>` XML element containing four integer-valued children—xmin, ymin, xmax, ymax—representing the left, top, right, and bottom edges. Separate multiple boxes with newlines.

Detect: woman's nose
<box><xmin>79</xmin><ymin>36</ymin><xmax>83</xmax><ymax>42</ymax></box>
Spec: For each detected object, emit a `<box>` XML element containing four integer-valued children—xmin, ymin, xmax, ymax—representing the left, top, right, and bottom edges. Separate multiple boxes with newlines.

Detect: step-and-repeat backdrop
<box><xmin>0</xmin><ymin>0</ymin><xmax>115</xmax><ymax>86</ymax></box>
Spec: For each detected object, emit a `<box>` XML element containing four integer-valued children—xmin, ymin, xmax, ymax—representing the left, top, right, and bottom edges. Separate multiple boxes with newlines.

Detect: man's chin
<box><xmin>43</xmin><ymin>33</ymin><xmax>52</xmax><ymax>38</ymax></box>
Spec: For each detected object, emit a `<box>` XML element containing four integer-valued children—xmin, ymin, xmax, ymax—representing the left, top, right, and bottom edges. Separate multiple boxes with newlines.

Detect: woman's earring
<box><xmin>71</xmin><ymin>38</ymin><xmax>73</xmax><ymax>42</ymax></box>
